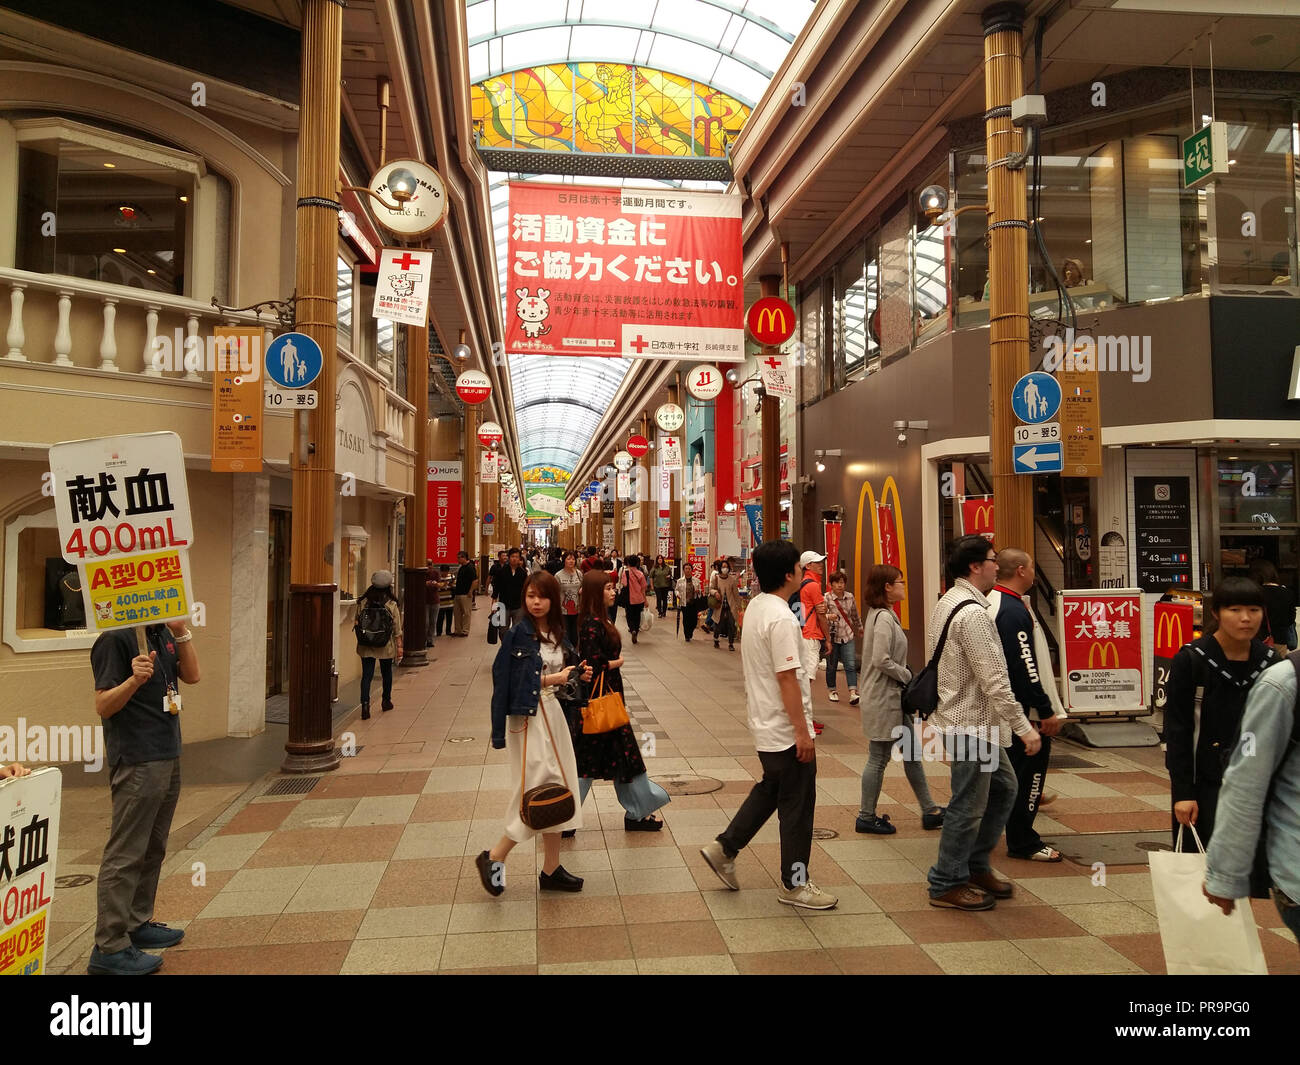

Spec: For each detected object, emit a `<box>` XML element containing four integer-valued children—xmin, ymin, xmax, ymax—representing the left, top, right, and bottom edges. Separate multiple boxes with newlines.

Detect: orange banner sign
<box><xmin>211</xmin><ymin>327</ymin><xmax>263</xmax><ymax>473</ymax></box>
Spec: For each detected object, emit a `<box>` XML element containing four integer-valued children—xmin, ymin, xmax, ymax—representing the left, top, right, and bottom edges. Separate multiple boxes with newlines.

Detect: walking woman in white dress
<box><xmin>477</xmin><ymin>570</ymin><xmax>592</xmax><ymax>896</ymax></box>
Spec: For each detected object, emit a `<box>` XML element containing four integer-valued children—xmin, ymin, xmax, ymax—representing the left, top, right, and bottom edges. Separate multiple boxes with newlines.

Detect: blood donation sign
<box><xmin>48</xmin><ymin>432</ymin><xmax>195</xmax><ymax>632</ymax></box>
<box><xmin>1056</xmin><ymin>588</ymin><xmax>1145</xmax><ymax>713</ymax></box>
<box><xmin>0</xmin><ymin>767</ymin><xmax>61</xmax><ymax>975</ymax></box>
<box><xmin>505</xmin><ymin>181</ymin><xmax>743</xmax><ymax>361</ymax></box>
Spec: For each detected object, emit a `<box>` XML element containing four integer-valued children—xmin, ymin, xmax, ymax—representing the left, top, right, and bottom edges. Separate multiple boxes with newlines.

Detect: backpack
<box><xmin>788</xmin><ymin>578</ymin><xmax>816</xmax><ymax>626</ymax></box>
<box><xmin>355</xmin><ymin>600</ymin><xmax>394</xmax><ymax>648</ymax></box>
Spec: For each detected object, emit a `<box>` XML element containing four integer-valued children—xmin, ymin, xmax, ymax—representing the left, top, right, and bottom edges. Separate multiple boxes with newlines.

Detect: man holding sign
<box><xmin>88</xmin><ymin>616</ymin><xmax>200</xmax><ymax>975</ymax></box>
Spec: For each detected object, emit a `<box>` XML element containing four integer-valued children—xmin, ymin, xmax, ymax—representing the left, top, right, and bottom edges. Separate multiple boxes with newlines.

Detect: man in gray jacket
<box><xmin>926</xmin><ymin>536</ymin><xmax>1040</xmax><ymax>911</ymax></box>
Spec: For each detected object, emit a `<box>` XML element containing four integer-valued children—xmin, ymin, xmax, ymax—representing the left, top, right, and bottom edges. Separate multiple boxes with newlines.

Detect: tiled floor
<box><xmin>47</xmin><ymin>615</ymin><xmax>1299</xmax><ymax>976</ymax></box>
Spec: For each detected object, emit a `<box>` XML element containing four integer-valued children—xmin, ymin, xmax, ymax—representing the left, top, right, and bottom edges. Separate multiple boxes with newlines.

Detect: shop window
<box><xmin>1212</xmin><ymin>105</ymin><xmax>1297</xmax><ymax>290</ymax></box>
<box><xmin>1217</xmin><ymin>456</ymin><xmax>1295</xmax><ymax>527</ymax></box>
<box><xmin>3</xmin><ymin>506</ymin><xmax>97</xmax><ymax>653</ymax></box>
<box><xmin>341</xmin><ymin>525</ymin><xmax>369</xmax><ymax>601</ymax></box>
<box><xmin>12</xmin><ymin>118</ymin><xmax>227</xmax><ymax>300</ymax></box>
<box><xmin>832</xmin><ymin>242</ymin><xmax>866</xmax><ymax>389</ymax></box>
<box><xmin>337</xmin><ymin>256</ymin><xmax>354</xmax><ymax>353</ymax></box>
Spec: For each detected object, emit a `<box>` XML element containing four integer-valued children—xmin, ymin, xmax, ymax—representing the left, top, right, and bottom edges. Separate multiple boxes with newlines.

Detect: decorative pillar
<box><xmin>400</xmin><ymin>323</ymin><xmax>429</xmax><ymax>667</ymax></box>
<box><xmin>6</xmin><ymin>284</ymin><xmax>26</xmax><ymax>360</ymax></box>
<box><xmin>99</xmin><ymin>298</ymin><xmax>119</xmax><ymax>371</ymax></box>
<box><xmin>142</xmin><ymin>305</ymin><xmax>161</xmax><ymax>375</ymax></box>
<box><xmin>53</xmin><ymin>290</ymin><xmax>73</xmax><ymax>365</ymax></box>
<box><xmin>284</xmin><ymin>0</ymin><xmax>344</xmax><ymax>773</ymax></box>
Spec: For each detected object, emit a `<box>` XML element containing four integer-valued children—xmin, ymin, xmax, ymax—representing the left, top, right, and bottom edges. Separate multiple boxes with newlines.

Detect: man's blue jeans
<box><xmin>927</xmin><ymin>735</ymin><xmax>1018</xmax><ymax>897</ymax></box>
<box><xmin>826</xmin><ymin>641</ymin><xmax>858</xmax><ymax>690</ymax></box>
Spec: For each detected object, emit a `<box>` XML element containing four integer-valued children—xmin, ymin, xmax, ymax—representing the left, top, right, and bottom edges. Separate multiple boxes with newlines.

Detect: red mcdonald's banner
<box><xmin>823</xmin><ymin>519</ymin><xmax>842</xmax><ymax>586</ymax></box>
<box><xmin>1152</xmin><ymin>599</ymin><xmax>1194</xmax><ymax>711</ymax></box>
<box><xmin>961</xmin><ymin>496</ymin><xmax>995</xmax><ymax>541</ymax></box>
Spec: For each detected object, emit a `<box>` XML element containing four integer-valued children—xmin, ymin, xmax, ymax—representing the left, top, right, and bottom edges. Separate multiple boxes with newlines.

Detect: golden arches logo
<box><xmin>970</xmin><ymin>503</ymin><xmax>993</xmax><ymax>529</ymax></box>
<box><xmin>854</xmin><ymin>476</ymin><xmax>909</xmax><ymax>629</ymax></box>
<box><xmin>755</xmin><ymin>307</ymin><xmax>788</xmax><ymax>335</ymax></box>
<box><xmin>1155</xmin><ymin>611</ymin><xmax>1185</xmax><ymax>654</ymax></box>
<box><xmin>1086</xmin><ymin>641</ymin><xmax>1120</xmax><ymax>669</ymax></box>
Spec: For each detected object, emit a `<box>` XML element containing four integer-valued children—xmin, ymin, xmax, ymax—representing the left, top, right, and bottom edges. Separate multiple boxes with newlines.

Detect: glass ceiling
<box><xmin>471</xmin><ymin>0</ymin><xmax>817</xmax><ymax>473</ymax></box>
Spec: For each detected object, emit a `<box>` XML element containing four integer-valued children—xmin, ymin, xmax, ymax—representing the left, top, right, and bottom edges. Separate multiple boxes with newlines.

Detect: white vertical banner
<box><xmin>660</xmin><ymin>433</ymin><xmax>683</xmax><ymax>471</ymax></box>
<box><xmin>373</xmin><ymin>247</ymin><xmax>433</xmax><ymax>326</ymax></box>
<box><xmin>616</xmin><ymin>471</ymin><xmax>630</xmax><ymax>498</ymax></box>
<box><xmin>480</xmin><ymin>450</ymin><xmax>498</xmax><ymax>483</ymax></box>
<box><xmin>758</xmin><ymin>353</ymin><xmax>794</xmax><ymax>399</ymax></box>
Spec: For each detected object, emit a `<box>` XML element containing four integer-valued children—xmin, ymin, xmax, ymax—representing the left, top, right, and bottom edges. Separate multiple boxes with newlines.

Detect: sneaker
<box><xmin>87</xmin><ymin>944</ymin><xmax>163</xmax><ymax>975</ymax></box>
<box><xmin>129</xmin><ymin>921</ymin><xmax>184</xmax><ymax>949</ymax></box>
<box><xmin>855</xmin><ymin>813</ymin><xmax>897</xmax><ymax>835</ymax></box>
<box><xmin>777</xmin><ymin>880</ymin><xmax>838</xmax><ymax>910</ymax></box>
<box><xmin>699</xmin><ymin>841</ymin><xmax>739</xmax><ymax>890</ymax></box>
<box><xmin>849</xmin><ymin>688</ymin><xmax>860</xmax><ymax>706</ymax></box>
<box><xmin>929</xmin><ymin>885</ymin><xmax>996</xmax><ymax>911</ymax></box>
<box><xmin>827</xmin><ymin>690</ymin><xmax>840</xmax><ymax>703</ymax></box>
<box><xmin>921</xmin><ymin>806</ymin><xmax>946</xmax><ymax>830</ymax></box>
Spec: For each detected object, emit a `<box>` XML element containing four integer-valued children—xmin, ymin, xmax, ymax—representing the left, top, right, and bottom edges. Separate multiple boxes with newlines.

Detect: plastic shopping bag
<box><xmin>1150</xmin><ymin>825</ymin><xmax>1267</xmax><ymax>975</ymax></box>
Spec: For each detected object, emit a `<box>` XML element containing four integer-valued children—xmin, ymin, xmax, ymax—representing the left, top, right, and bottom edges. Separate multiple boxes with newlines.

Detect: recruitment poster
<box><xmin>1056</xmin><ymin>589</ymin><xmax>1145</xmax><ymax>713</ymax></box>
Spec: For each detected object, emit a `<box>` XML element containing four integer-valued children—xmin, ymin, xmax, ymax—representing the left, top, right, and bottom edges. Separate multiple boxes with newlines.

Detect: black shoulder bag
<box><xmin>901</xmin><ymin>599</ymin><xmax>979</xmax><ymax>720</ymax></box>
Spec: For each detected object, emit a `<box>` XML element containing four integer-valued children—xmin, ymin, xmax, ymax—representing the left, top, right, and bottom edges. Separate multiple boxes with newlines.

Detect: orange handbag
<box><xmin>581</xmin><ymin>672</ymin><xmax>630</xmax><ymax>734</ymax></box>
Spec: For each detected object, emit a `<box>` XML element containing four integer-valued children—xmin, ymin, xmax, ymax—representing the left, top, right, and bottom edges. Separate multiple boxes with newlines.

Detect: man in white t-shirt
<box><xmin>700</xmin><ymin>540</ymin><xmax>838</xmax><ymax>910</ymax></box>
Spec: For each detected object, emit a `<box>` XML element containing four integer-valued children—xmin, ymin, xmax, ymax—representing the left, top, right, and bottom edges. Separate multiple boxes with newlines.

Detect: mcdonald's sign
<box><xmin>1154</xmin><ymin>601</ymin><xmax>1192</xmax><ymax>658</ymax></box>
<box><xmin>1057</xmin><ymin>588</ymin><xmax>1144</xmax><ymax>713</ymax></box>
<box><xmin>854</xmin><ymin>477</ymin><xmax>909</xmax><ymax>629</ymax></box>
<box><xmin>961</xmin><ymin>498</ymin><xmax>995</xmax><ymax>540</ymax></box>
<box><xmin>1086</xmin><ymin>641</ymin><xmax>1121</xmax><ymax>669</ymax></box>
<box><xmin>746</xmin><ymin>296</ymin><xmax>796</xmax><ymax>346</ymax></box>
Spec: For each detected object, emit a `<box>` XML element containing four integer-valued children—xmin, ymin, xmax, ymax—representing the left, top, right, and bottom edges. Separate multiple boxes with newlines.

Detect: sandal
<box><xmin>625</xmin><ymin>815</ymin><xmax>663</xmax><ymax>832</ymax></box>
<box><xmin>1010</xmin><ymin>845</ymin><xmax>1062</xmax><ymax>862</ymax></box>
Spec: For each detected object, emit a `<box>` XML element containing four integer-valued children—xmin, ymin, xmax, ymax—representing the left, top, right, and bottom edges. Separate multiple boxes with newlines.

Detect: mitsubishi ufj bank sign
<box><xmin>48</xmin><ymin>432</ymin><xmax>195</xmax><ymax>632</ymax></box>
<box><xmin>505</xmin><ymin>181</ymin><xmax>744</xmax><ymax>361</ymax></box>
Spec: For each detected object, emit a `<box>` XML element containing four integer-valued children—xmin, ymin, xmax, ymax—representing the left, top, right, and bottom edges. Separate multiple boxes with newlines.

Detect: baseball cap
<box><xmin>798</xmin><ymin>551</ymin><xmax>826</xmax><ymax>567</ymax></box>
<box><xmin>371</xmin><ymin>570</ymin><xmax>393</xmax><ymax>589</ymax></box>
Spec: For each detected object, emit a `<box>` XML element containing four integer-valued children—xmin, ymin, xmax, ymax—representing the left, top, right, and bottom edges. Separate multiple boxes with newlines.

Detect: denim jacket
<box><xmin>490</xmin><ymin>618</ymin><xmax>575</xmax><ymax>749</ymax></box>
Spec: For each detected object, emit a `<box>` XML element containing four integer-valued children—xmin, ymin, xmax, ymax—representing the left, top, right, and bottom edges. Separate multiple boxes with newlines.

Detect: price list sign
<box><xmin>1133</xmin><ymin>476</ymin><xmax>1194</xmax><ymax>591</ymax></box>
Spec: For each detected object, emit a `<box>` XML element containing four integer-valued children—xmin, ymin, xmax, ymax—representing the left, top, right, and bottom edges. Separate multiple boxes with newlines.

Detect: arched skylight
<box><xmin>466</xmin><ymin>0</ymin><xmax>815</xmax><ymax>108</ymax></box>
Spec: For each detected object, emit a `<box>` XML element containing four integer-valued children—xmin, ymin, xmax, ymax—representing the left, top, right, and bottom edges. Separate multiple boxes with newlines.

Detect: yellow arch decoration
<box><xmin>852</xmin><ymin>477</ymin><xmax>910</xmax><ymax>630</ymax></box>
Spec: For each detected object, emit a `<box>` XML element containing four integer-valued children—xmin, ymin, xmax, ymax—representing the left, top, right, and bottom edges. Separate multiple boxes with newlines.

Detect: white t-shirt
<box><xmin>741</xmin><ymin>592</ymin><xmax>815</xmax><ymax>752</ymax></box>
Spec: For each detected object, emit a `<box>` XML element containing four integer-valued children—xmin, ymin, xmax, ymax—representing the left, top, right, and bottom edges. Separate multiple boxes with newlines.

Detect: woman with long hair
<box><xmin>352</xmin><ymin>570</ymin><xmax>402</xmax><ymax>721</ymax></box>
<box><xmin>572</xmin><ymin>569</ymin><xmax>669</xmax><ymax>831</ymax></box>
<box><xmin>478</xmin><ymin>571</ymin><xmax>592</xmax><ymax>896</ymax></box>
<box><xmin>856</xmin><ymin>564</ymin><xmax>944</xmax><ymax>835</ymax></box>
<box><xmin>557</xmin><ymin>550</ymin><xmax>583</xmax><ymax>647</ymax></box>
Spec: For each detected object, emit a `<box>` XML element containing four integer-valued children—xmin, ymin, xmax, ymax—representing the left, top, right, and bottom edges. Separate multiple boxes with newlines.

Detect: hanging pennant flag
<box><xmin>660</xmin><ymin>435</ymin><xmax>682</xmax><ymax>471</ymax></box>
<box><xmin>481</xmin><ymin>450</ymin><xmax>499</xmax><ymax>483</ymax></box>
<box><xmin>373</xmin><ymin>247</ymin><xmax>433</xmax><ymax>326</ymax></box>
<box><xmin>758</xmin><ymin>352</ymin><xmax>794</xmax><ymax>399</ymax></box>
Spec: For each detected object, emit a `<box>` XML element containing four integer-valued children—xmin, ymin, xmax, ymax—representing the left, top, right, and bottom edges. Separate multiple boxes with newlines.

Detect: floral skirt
<box><xmin>573</xmin><ymin>722</ymin><xmax>647</xmax><ymax>783</ymax></box>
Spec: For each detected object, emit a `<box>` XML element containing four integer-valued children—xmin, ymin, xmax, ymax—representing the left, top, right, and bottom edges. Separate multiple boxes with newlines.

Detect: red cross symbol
<box><xmin>763</xmin><ymin>356</ymin><xmax>782</xmax><ymax>369</ymax></box>
<box><xmin>393</xmin><ymin>252</ymin><xmax>420</xmax><ymax>270</ymax></box>
<box><xmin>664</xmin><ymin>437</ymin><xmax>676</xmax><ymax>447</ymax></box>
<box><xmin>630</xmin><ymin>335</ymin><xmax>649</xmax><ymax>354</ymax></box>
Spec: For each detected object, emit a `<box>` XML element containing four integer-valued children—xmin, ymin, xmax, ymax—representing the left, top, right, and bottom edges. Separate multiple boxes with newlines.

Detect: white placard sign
<box><xmin>480</xmin><ymin>450</ymin><xmax>499</xmax><ymax>483</ymax></box>
<box><xmin>660</xmin><ymin>435</ymin><xmax>683</xmax><ymax>471</ymax></box>
<box><xmin>373</xmin><ymin>247</ymin><xmax>433</xmax><ymax>326</ymax></box>
<box><xmin>758</xmin><ymin>353</ymin><xmax>794</xmax><ymax>399</ymax></box>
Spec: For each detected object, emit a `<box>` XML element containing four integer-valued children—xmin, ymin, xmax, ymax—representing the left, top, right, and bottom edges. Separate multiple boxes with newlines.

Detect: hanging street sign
<box><xmin>455</xmin><ymin>370</ymin><xmax>492</xmax><ymax>404</ymax></box>
<box><xmin>1011</xmin><ymin>371</ymin><xmax>1061</xmax><ymax>424</ymax></box>
<box><xmin>613</xmin><ymin>450</ymin><xmax>634</xmax><ymax>472</ymax></box>
<box><xmin>1013</xmin><ymin>442</ymin><xmax>1064</xmax><ymax>474</ymax></box>
<box><xmin>660</xmin><ymin>435</ymin><xmax>682</xmax><ymax>471</ymax></box>
<box><xmin>211</xmin><ymin>326</ymin><xmax>263</xmax><ymax>474</ymax></box>
<box><xmin>746</xmin><ymin>296</ymin><xmax>796</xmax><ymax>346</ymax></box>
<box><xmin>655</xmin><ymin>403</ymin><xmax>685</xmax><ymax>432</ymax></box>
<box><xmin>265</xmin><ymin>332</ymin><xmax>322</xmax><ymax>389</ymax></box>
<box><xmin>759</xmin><ymin>353</ymin><xmax>794</xmax><ymax>399</ymax></box>
<box><xmin>369</xmin><ymin>158</ymin><xmax>448</xmax><ymax>237</ymax></box>
<box><xmin>373</xmin><ymin>247</ymin><xmax>433</xmax><ymax>326</ymax></box>
<box><xmin>686</xmin><ymin>364</ymin><xmax>724</xmax><ymax>400</ymax></box>
<box><xmin>477</xmin><ymin>420</ymin><xmax>503</xmax><ymax>447</ymax></box>
<box><xmin>626</xmin><ymin>435</ymin><xmax>650</xmax><ymax>458</ymax></box>
<box><xmin>1182</xmin><ymin>121</ymin><xmax>1229</xmax><ymax>190</ymax></box>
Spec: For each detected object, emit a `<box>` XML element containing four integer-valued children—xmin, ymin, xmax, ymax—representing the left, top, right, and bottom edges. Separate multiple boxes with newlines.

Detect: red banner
<box><xmin>1059</xmin><ymin>590</ymin><xmax>1144</xmax><ymax>713</ymax></box>
<box><xmin>1152</xmin><ymin>600</ymin><xmax>1194</xmax><ymax>711</ymax></box>
<box><xmin>823</xmin><ymin>519</ymin><xmax>842</xmax><ymax>582</ymax></box>
<box><xmin>962</xmin><ymin>497</ymin><xmax>994</xmax><ymax>540</ymax></box>
<box><xmin>876</xmin><ymin>504</ymin><xmax>902</xmax><ymax>619</ymax></box>
<box><xmin>426</xmin><ymin>461</ymin><xmax>462</xmax><ymax>565</ymax></box>
<box><xmin>504</xmin><ymin>181</ymin><xmax>744</xmax><ymax>360</ymax></box>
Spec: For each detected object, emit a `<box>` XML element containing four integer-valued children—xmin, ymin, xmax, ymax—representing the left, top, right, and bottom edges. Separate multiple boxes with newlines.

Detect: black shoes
<box><xmin>360</xmin><ymin>702</ymin><xmax>370</xmax><ymax>721</ymax></box>
<box><xmin>561</xmin><ymin>829</ymin><xmax>576</xmax><ymax>838</ymax></box>
<box><xmin>538</xmin><ymin>865</ymin><xmax>584</xmax><ymax>892</ymax></box>
<box><xmin>381</xmin><ymin>698</ymin><xmax>394</xmax><ymax>711</ymax></box>
<box><xmin>476</xmin><ymin>850</ymin><xmax>505</xmax><ymax>897</ymax></box>
<box><xmin>624</xmin><ymin>816</ymin><xmax>663</xmax><ymax>832</ymax></box>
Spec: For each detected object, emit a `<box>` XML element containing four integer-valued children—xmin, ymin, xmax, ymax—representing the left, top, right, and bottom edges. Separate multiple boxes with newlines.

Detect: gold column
<box><xmin>983</xmin><ymin>2</ymin><xmax>1033</xmax><ymax>554</ymax></box>
<box><xmin>284</xmin><ymin>0</ymin><xmax>343</xmax><ymax>773</ymax></box>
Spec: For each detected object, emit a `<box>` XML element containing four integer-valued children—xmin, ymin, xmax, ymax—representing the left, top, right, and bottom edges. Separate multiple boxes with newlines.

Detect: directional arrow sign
<box><xmin>1013</xmin><ymin>442</ymin><xmax>1063</xmax><ymax>474</ymax></box>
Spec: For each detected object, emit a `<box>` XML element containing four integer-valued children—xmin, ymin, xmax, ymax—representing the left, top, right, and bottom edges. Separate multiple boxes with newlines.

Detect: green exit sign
<box><xmin>1183</xmin><ymin>121</ymin><xmax>1228</xmax><ymax>189</ymax></box>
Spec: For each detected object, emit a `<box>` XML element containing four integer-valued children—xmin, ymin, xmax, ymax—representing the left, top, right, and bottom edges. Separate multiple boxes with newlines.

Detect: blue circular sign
<box><xmin>1011</xmin><ymin>371</ymin><xmax>1061</xmax><ymax>424</ymax></box>
<box><xmin>483</xmin><ymin>512</ymin><xmax>495</xmax><ymax>524</ymax></box>
<box><xmin>265</xmin><ymin>332</ymin><xmax>323</xmax><ymax>389</ymax></box>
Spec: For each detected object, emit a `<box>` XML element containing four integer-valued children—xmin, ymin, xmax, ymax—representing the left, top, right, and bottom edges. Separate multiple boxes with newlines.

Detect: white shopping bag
<box><xmin>1150</xmin><ymin>825</ymin><xmax>1268</xmax><ymax>975</ymax></box>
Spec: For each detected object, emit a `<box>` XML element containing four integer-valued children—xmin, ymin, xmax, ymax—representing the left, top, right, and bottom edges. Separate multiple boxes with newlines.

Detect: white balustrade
<box><xmin>5</xmin><ymin>284</ymin><xmax>24</xmax><ymax>360</ymax></box>
<box><xmin>183</xmin><ymin>314</ymin><xmax>201</xmax><ymax>380</ymax></box>
<box><xmin>53</xmin><ymin>290</ymin><xmax>73</xmax><ymax>366</ymax></box>
<box><xmin>142</xmin><ymin>305</ymin><xmax>161</xmax><ymax>376</ymax></box>
<box><xmin>99</xmin><ymin>298</ymin><xmax>119</xmax><ymax>372</ymax></box>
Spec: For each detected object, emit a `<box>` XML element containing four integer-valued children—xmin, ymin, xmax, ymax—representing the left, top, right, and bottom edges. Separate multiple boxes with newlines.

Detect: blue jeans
<box><xmin>859</xmin><ymin>735</ymin><xmax>936</xmax><ymax>818</ymax></box>
<box><xmin>927</xmin><ymin>736</ymin><xmax>1018</xmax><ymax>897</ymax></box>
<box><xmin>1274</xmin><ymin>888</ymin><xmax>1300</xmax><ymax>947</ymax></box>
<box><xmin>578</xmin><ymin>774</ymin><xmax>671</xmax><ymax>821</ymax></box>
<box><xmin>826</xmin><ymin>641</ymin><xmax>858</xmax><ymax>690</ymax></box>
